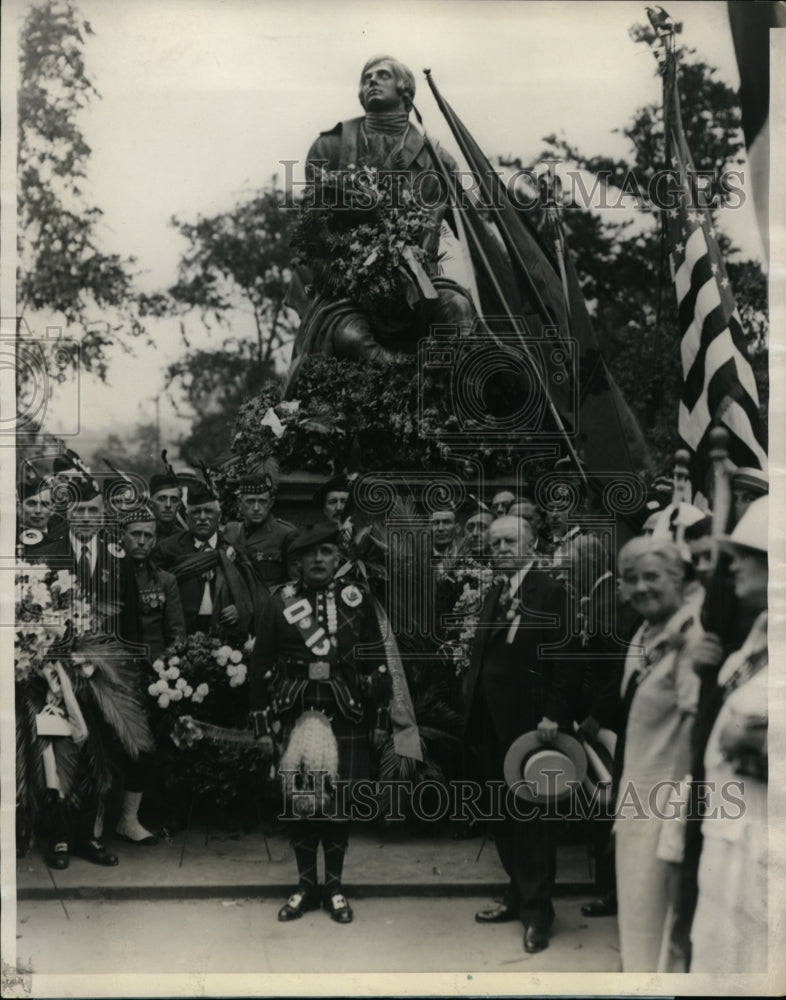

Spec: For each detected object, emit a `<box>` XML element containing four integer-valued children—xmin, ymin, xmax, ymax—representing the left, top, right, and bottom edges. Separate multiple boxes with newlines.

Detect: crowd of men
<box><xmin>16</xmin><ymin>446</ymin><xmax>770</xmax><ymax>966</ymax></box>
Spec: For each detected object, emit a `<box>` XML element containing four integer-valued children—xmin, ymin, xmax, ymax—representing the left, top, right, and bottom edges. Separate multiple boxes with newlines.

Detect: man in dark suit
<box><xmin>156</xmin><ymin>479</ymin><xmax>254</xmax><ymax>638</ymax></box>
<box><xmin>36</xmin><ymin>474</ymin><xmax>124</xmax><ymax>866</ymax></box>
<box><xmin>465</xmin><ymin>515</ymin><xmax>583</xmax><ymax>954</ymax></box>
<box><xmin>38</xmin><ymin>475</ymin><xmax>124</xmax><ymax>632</ymax></box>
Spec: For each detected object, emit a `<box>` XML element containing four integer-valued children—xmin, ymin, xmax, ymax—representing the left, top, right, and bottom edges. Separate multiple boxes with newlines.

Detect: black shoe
<box><xmin>73</xmin><ymin>839</ymin><xmax>119</xmax><ymax>867</ymax></box>
<box><xmin>475</xmin><ymin>900</ymin><xmax>517</xmax><ymax>923</ymax></box>
<box><xmin>523</xmin><ymin>923</ymin><xmax>549</xmax><ymax>954</ymax></box>
<box><xmin>45</xmin><ymin>842</ymin><xmax>70</xmax><ymax>870</ymax></box>
<box><xmin>323</xmin><ymin>891</ymin><xmax>353</xmax><ymax>924</ymax></box>
<box><xmin>581</xmin><ymin>895</ymin><xmax>617</xmax><ymax>917</ymax></box>
<box><xmin>116</xmin><ymin>831</ymin><xmax>159</xmax><ymax>847</ymax></box>
<box><xmin>277</xmin><ymin>889</ymin><xmax>320</xmax><ymax>922</ymax></box>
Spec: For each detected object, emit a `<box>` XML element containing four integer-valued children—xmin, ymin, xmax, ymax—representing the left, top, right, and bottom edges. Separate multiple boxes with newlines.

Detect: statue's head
<box><xmin>358</xmin><ymin>55</ymin><xmax>415</xmax><ymax>112</ymax></box>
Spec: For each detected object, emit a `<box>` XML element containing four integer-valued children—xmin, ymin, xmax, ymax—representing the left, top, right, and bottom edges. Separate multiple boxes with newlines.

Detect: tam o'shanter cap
<box><xmin>118</xmin><ymin>505</ymin><xmax>157</xmax><ymax>529</ymax></box>
<box><xmin>288</xmin><ymin>521</ymin><xmax>341</xmax><ymax>558</ymax></box>
<box><xmin>18</xmin><ymin>474</ymin><xmax>53</xmax><ymax>502</ymax></box>
<box><xmin>313</xmin><ymin>474</ymin><xmax>353</xmax><ymax>506</ymax></box>
<box><xmin>70</xmin><ymin>475</ymin><xmax>102</xmax><ymax>503</ymax></box>
<box><xmin>185</xmin><ymin>479</ymin><xmax>218</xmax><ymax>507</ymax></box>
<box><xmin>149</xmin><ymin>449</ymin><xmax>182</xmax><ymax>497</ymax></box>
<box><xmin>237</xmin><ymin>472</ymin><xmax>274</xmax><ymax>495</ymax></box>
<box><xmin>148</xmin><ymin>472</ymin><xmax>181</xmax><ymax>496</ymax></box>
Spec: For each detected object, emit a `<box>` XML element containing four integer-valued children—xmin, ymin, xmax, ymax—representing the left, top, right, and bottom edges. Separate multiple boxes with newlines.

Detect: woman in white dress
<box><xmin>614</xmin><ymin>536</ymin><xmax>703</xmax><ymax>972</ymax></box>
<box><xmin>689</xmin><ymin>495</ymin><xmax>768</xmax><ymax>973</ymax></box>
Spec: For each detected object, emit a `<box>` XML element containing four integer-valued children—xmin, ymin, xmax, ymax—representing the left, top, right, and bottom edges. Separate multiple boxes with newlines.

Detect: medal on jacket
<box><xmin>281</xmin><ymin>590</ymin><xmax>332</xmax><ymax>658</ymax></box>
<box><xmin>140</xmin><ymin>586</ymin><xmax>166</xmax><ymax>611</ymax></box>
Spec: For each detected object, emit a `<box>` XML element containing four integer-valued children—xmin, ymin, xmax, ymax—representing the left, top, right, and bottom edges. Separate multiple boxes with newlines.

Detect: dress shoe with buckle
<box><xmin>581</xmin><ymin>894</ymin><xmax>617</xmax><ymax>917</ymax></box>
<box><xmin>523</xmin><ymin>923</ymin><xmax>550</xmax><ymax>954</ymax></box>
<box><xmin>73</xmin><ymin>839</ymin><xmax>119</xmax><ymax>867</ymax></box>
<box><xmin>323</xmin><ymin>891</ymin><xmax>353</xmax><ymax>924</ymax></box>
<box><xmin>475</xmin><ymin>900</ymin><xmax>518</xmax><ymax>924</ymax></box>
<box><xmin>277</xmin><ymin>889</ymin><xmax>320</xmax><ymax>922</ymax></box>
<box><xmin>45</xmin><ymin>842</ymin><xmax>70</xmax><ymax>870</ymax></box>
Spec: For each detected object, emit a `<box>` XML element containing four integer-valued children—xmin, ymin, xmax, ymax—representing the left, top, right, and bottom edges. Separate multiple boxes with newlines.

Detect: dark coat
<box><xmin>155</xmin><ymin>529</ymin><xmax>254</xmax><ymax>636</ymax></box>
<box><xmin>37</xmin><ymin>529</ymin><xmax>124</xmax><ymax>629</ymax></box>
<box><xmin>118</xmin><ymin>559</ymin><xmax>187</xmax><ymax>663</ymax></box>
<box><xmin>249</xmin><ymin>579</ymin><xmax>385</xmax><ymax>724</ymax></box>
<box><xmin>222</xmin><ymin>515</ymin><xmax>296</xmax><ymax>587</ymax></box>
<box><xmin>463</xmin><ymin>567</ymin><xmax>584</xmax><ymax>751</ymax></box>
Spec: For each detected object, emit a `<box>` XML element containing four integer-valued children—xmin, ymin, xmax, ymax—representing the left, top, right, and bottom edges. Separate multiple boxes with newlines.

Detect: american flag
<box><xmin>662</xmin><ymin>37</ymin><xmax>767</xmax><ymax>488</ymax></box>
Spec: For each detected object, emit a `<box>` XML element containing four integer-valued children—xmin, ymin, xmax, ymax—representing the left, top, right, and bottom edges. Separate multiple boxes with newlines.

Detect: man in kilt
<box><xmin>249</xmin><ymin>522</ymin><xmax>392</xmax><ymax>924</ymax></box>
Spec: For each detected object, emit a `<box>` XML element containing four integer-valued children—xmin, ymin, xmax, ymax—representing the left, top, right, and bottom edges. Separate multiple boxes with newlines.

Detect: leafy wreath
<box><xmin>291</xmin><ymin>166</ymin><xmax>433</xmax><ymax>314</ymax></box>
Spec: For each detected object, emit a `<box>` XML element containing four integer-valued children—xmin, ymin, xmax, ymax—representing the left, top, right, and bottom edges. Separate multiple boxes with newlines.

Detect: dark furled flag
<box><xmin>422</xmin><ymin>72</ymin><xmax>650</xmax><ymax>480</ymax></box>
<box><xmin>660</xmin><ymin>38</ymin><xmax>768</xmax><ymax>491</ymax></box>
<box><xmin>727</xmin><ymin>0</ymin><xmax>786</xmax><ymax>258</ymax></box>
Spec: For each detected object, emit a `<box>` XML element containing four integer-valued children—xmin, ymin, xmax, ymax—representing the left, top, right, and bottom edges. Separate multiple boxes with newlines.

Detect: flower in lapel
<box><xmin>107</xmin><ymin>541</ymin><xmax>124</xmax><ymax>559</ymax></box>
<box><xmin>224</xmin><ymin>545</ymin><xmax>236</xmax><ymax>562</ymax></box>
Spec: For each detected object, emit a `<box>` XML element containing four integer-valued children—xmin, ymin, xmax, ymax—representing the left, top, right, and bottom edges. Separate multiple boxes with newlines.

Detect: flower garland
<box><xmin>291</xmin><ymin>166</ymin><xmax>433</xmax><ymax>314</ymax></box>
<box><xmin>437</xmin><ymin>560</ymin><xmax>501</xmax><ymax>676</ymax></box>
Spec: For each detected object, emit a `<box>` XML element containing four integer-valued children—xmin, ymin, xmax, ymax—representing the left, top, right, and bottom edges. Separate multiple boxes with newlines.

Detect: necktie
<box><xmin>198</xmin><ymin>541</ymin><xmax>214</xmax><ymax>615</ymax></box>
<box><xmin>78</xmin><ymin>543</ymin><xmax>92</xmax><ymax>588</ymax></box>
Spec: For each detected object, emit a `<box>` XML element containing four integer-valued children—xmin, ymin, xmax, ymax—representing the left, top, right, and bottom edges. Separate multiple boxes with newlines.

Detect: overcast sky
<box><xmin>9</xmin><ymin>0</ymin><xmax>765</xmax><ymax>455</ymax></box>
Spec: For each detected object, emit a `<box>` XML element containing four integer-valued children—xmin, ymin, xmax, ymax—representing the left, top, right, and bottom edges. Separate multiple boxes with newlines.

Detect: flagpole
<box><xmin>415</xmin><ymin>79</ymin><xmax>589</xmax><ymax>487</ymax></box>
<box><xmin>423</xmin><ymin>70</ymin><xmax>559</xmax><ymax>328</ymax></box>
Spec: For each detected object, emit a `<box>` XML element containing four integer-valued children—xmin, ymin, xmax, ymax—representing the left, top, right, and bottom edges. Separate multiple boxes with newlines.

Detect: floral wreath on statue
<box><xmin>291</xmin><ymin>164</ymin><xmax>438</xmax><ymax>314</ymax></box>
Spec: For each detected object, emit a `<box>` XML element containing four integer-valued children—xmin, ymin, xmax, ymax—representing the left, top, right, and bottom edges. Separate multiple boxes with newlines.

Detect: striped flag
<box><xmin>661</xmin><ymin>37</ymin><xmax>767</xmax><ymax>490</ymax></box>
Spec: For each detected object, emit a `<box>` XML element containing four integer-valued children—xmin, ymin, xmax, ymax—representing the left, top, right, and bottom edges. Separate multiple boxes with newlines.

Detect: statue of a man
<box><xmin>285</xmin><ymin>55</ymin><xmax>475</xmax><ymax>391</ymax></box>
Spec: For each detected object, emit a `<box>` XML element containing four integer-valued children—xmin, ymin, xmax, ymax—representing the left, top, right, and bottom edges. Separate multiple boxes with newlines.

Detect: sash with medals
<box><xmin>280</xmin><ymin>585</ymin><xmax>333</xmax><ymax>676</ymax></box>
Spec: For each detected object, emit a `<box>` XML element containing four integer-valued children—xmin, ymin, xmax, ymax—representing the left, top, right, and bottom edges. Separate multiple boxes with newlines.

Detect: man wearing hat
<box><xmin>464</xmin><ymin>515</ymin><xmax>584</xmax><ymax>953</ymax></box>
<box><xmin>115</xmin><ymin>506</ymin><xmax>186</xmax><ymax>845</ymax></box>
<box><xmin>38</xmin><ymin>475</ymin><xmax>124</xmax><ymax>630</ymax></box>
<box><xmin>223</xmin><ymin>473</ymin><xmax>297</xmax><ymax>592</ymax></box>
<box><xmin>730</xmin><ymin>466</ymin><xmax>768</xmax><ymax>526</ymax></box>
<box><xmin>313</xmin><ymin>475</ymin><xmax>352</xmax><ymax>527</ymax></box>
<box><xmin>156</xmin><ymin>479</ymin><xmax>254</xmax><ymax>637</ymax></box>
<box><xmin>147</xmin><ymin>458</ymin><xmax>186</xmax><ymax>542</ymax></box>
<box><xmin>17</xmin><ymin>474</ymin><xmax>57</xmax><ymax>555</ymax></box>
<box><xmin>249</xmin><ymin>521</ymin><xmax>392</xmax><ymax>926</ymax></box>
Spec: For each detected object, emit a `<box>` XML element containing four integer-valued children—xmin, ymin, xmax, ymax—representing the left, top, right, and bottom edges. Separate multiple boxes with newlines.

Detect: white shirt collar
<box><xmin>508</xmin><ymin>559</ymin><xmax>534</xmax><ymax>596</ymax></box>
<box><xmin>195</xmin><ymin>532</ymin><xmax>218</xmax><ymax>550</ymax></box>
